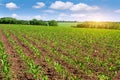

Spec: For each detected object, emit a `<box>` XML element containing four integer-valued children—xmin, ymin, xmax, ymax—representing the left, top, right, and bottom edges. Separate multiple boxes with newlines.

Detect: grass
<box><xmin>0</xmin><ymin>24</ymin><xmax>120</xmax><ymax>79</ymax></box>
<box><xmin>58</xmin><ymin>22</ymin><xmax>80</xmax><ymax>27</ymax></box>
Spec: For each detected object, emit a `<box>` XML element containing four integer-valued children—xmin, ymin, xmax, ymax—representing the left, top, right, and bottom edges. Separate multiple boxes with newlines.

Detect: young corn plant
<box><xmin>54</xmin><ymin>62</ymin><xmax>65</xmax><ymax>76</ymax></box>
<box><xmin>98</xmin><ymin>74</ymin><xmax>110</xmax><ymax>80</ymax></box>
<box><xmin>19</xmin><ymin>37</ymin><xmax>41</xmax><ymax>57</ymax></box>
<box><xmin>42</xmin><ymin>75</ymin><xmax>48</xmax><ymax>80</ymax></box>
<box><xmin>0</xmin><ymin>41</ymin><xmax>10</xmax><ymax>80</ymax></box>
<box><xmin>15</xmin><ymin>44</ymin><xmax>41</xmax><ymax>80</ymax></box>
<box><xmin>8</xmin><ymin>35</ymin><xmax>41</xmax><ymax>80</ymax></box>
<box><xmin>26</xmin><ymin>60</ymin><xmax>41</xmax><ymax>80</ymax></box>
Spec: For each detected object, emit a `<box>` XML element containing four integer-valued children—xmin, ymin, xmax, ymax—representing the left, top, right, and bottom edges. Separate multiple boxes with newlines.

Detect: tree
<box><xmin>39</xmin><ymin>20</ymin><xmax>47</xmax><ymax>26</ymax></box>
<box><xmin>30</xmin><ymin>19</ymin><xmax>39</xmax><ymax>25</ymax></box>
<box><xmin>0</xmin><ymin>17</ymin><xmax>17</xmax><ymax>24</ymax></box>
<box><xmin>16</xmin><ymin>20</ymin><xmax>30</xmax><ymax>25</ymax></box>
<box><xmin>29</xmin><ymin>19</ymin><xmax>47</xmax><ymax>25</ymax></box>
<box><xmin>48</xmin><ymin>20</ymin><xmax>58</xmax><ymax>26</ymax></box>
<box><xmin>0</xmin><ymin>17</ymin><xmax>56</xmax><ymax>27</ymax></box>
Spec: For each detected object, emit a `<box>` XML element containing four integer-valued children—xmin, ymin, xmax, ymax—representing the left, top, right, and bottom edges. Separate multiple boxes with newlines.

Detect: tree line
<box><xmin>0</xmin><ymin>17</ymin><xmax>58</xmax><ymax>26</ymax></box>
<box><xmin>74</xmin><ymin>21</ymin><xmax>120</xmax><ymax>30</ymax></box>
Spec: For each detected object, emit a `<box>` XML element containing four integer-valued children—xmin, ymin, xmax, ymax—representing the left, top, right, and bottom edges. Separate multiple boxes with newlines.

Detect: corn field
<box><xmin>0</xmin><ymin>24</ymin><xmax>120</xmax><ymax>80</ymax></box>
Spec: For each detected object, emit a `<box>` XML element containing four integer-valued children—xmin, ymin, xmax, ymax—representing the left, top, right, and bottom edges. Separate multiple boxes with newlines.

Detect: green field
<box><xmin>0</xmin><ymin>24</ymin><xmax>120</xmax><ymax>80</ymax></box>
<box><xmin>58</xmin><ymin>22</ymin><xmax>80</xmax><ymax>27</ymax></box>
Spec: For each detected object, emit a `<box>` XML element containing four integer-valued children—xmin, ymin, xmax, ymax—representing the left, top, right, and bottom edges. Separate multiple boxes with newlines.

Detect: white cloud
<box><xmin>33</xmin><ymin>2</ymin><xmax>45</xmax><ymax>9</ymax></box>
<box><xmin>11</xmin><ymin>14</ymin><xmax>31</xmax><ymax>20</ymax></box>
<box><xmin>11</xmin><ymin>13</ymin><xmax>19</xmax><ymax>18</ymax></box>
<box><xmin>6</xmin><ymin>2</ymin><xmax>19</xmax><ymax>10</ymax></box>
<box><xmin>71</xmin><ymin>13</ymin><xmax>110</xmax><ymax>21</ymax></box>
<box><xmin>18</xmin><ymin>16</ymin><xmax>32</xmax><ymax>20</ymax></box>
<box><xmin>114</xmin><ymin>9</ymin><xmax>120</xmax><ymax>13</ymax></box>
<box><xmin>50</xmin><ymin>1</ymin><xmax>99</xmax><ymax>12</ymax></box>
<box><xmin>50</xmin><ymin>1</ymin><xmax>73</xmax><ymax>10</ymax></box>
<box><xmin>44</xmin><ymin>10</ymin><xmax>55</xmax><ymax>13</ymax></box>
<box><xmin>34</xmin><ymin>15</ymin><xmax>42</xmax><ymax>19</ymax></box>
<box><xmin>56</xmin><ymin>12</ymin><xmax>109</xmax><ymax>21</ymax></box>
<box><xmin>10</xmin><ymin>14</ymin><xmax>46</xmax><ymax>20</ymax></box>
<box><xmin>57</xmin><ymin>13</ymin><xmax>68</xmax><ymax>21</ymax></box>
<box><xmin>70</xmin><ymin>3</ymin><xmax>99</xmax><ymax>12</ymax></box>
<box><xmin>59</xmin><ymin>13</ymin><xmax>68</xmax><ymax>17</ymax></box>
<box><xmin>70</xmin><ymin>14</ymin><xmax>86</xmax><ymax>18</ymax></box>
<box><xmin>33</xmin><ymin>15</ymin><xmax>46</xmax><ymax>20</ymax></box>
<box><xmin>57</xmin><ymin>13</ymin><xmax>86</xmax><ymax>21</ymax></box>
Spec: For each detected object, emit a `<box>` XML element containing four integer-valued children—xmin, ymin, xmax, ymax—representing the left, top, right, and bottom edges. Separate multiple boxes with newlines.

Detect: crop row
<box><xmin>0</xmin><ymin>41</ymin><xmax>10</xmax><ymax>80</ymax></box>
<box><xmin>1</xmin><ymin>24</ymin><xmax>120</xmax><ymax>80</ymax></box>
<box><xmin>11</xmin><ymin>27</ymin><xmax>119</xmax><ymax>79</ymax></box>
<box><xmin>16</xmin><ymin>31</ymin><xmax>79</xmax><ymax>79</ymax></box>
<box><xmin>4</xmin><ymin>31</ymin><xmax>48</xmax><ymax>80</ymax></box>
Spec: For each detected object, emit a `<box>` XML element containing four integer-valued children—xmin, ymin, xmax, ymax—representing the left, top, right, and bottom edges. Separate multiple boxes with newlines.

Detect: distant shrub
<box><xmin>16</xmin><ymin>20</ymin><xmax>30</xmax><ymax>25</ymax></box>
<box><xmin>0</xmin><ymin>17</ymin><xmax>17</xmax><ymax>24</ymax></box>
<box><xmin>48</xmin><ymin>20</ymin><xmax>58</xmax><ymax>26</ymax></box>
<box><xmin>74</xmin><ymin>22</ymin><xmax>120</xmax><ymax>30</ymax></box>
<box><xmin>0</xmin><ymin>17</ymin><xmax>48</xmax><ymax>26</ymax></box>
<box><xmin>0</xmin><ymin>17</ymin><xmax>59</xmax><ymax>27</ymax></box>
<box><xmin>29</xmin><ymin>19</ymin><xmax>47</xmax><ymax>25</ymax></box>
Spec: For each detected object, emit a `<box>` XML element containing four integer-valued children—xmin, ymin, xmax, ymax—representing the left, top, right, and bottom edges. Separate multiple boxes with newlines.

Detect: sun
<box><xmin>91</xmin><ymin>15</ymin><xmax>106</xmax><ymax>22</ymax></box>
<box><xmin>94</xmin><ymin>18</ymin><xmax>102</xmax><ymax>22</ymax></box>
<box><xmin>91</xmin><ymin>16</ymin><xmax>104</xmax><ymax>22</ymax></box>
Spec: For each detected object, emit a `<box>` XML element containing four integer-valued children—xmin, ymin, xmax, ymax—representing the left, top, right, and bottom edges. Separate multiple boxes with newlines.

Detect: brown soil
<box><xmin>2</xmin><ymin>29</ymin><xmax>119</xmax><ymax>80</ymax></box>
<box><xmin>0</xmin><ymin>74</ymin><xmax>3</xmax><ymax>80</ymax></box>
<box><xmin>113</xmin><ymin>70</ymin><xmax>120</xmax><ymax>80</ymax></box>
<box><xmin>0</xmin><ymin>29</ymin><xmax>34</xmax><ymax>80</ymax></box>
<box><xmin>23</xmin><ymin>35</ymin><xmax>98</xmax><ymax>80</ymax></box>
<box><xmin>10</xmin><ymin>33</ymin><xmax>63</xmax><ymax>80</ymax></box>
<box><xmin>1</xmin><ymin>30</ymin><xmax>99</xmax><ymax>80</ymax></box>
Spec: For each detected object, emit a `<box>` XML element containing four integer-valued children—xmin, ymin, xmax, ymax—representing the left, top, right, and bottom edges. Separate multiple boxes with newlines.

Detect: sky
<box><xmin>0</xmin><ymin>0</ymin><xmax>120</xmax><ymax>21</ymax></box>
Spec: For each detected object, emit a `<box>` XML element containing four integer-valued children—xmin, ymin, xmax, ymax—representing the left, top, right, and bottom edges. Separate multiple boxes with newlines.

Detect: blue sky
<box><xmin>0</xmin><ymin>0</ymin><xmax>120</xmax><ymax>21</ymax></box>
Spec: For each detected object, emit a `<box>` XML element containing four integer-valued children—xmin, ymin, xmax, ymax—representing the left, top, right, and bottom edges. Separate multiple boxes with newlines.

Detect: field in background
<box><xmin>0</xmin><ymin>24</ymin><xmax>120</xmax><ymax>80</ymax></box>
<box><xmin>75</xmin><ymin>22</ymin><xmax>120</xmax><ymax>30</ymax></box>
<box><xmin>58</xmin><ymin>22</ymin><xmax>80</xmax><ymax>27</ymax></box>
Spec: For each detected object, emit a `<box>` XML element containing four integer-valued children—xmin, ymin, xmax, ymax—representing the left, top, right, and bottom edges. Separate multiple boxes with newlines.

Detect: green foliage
<box><xmin>0</xmin><ymin>41</ymin><xmax>10</xmax><ymax>80</ymax></box>
<box><xmin>1</xmin><ymin>24</ymin><xmax>120</xmax><ymax>79</ymax></box>
<box><xmin>42</xmin><ymin>75</ymin><xmax>48</xmax><ymax>80</ymax></box>
<box><xmin>0</xmin><ymin>17</ymin><xmax>58</xmax><ymax>26</ymax></box>
<box><xmin>98</xmin><ymin>74</ymin><xmax>110</xmax><ymax>80</ymax></box>
<box><xmin>30</xmin><ymin>19</ymin><xmax>47</xmax><ymax>26</ymax></box>
<box><xmin>0</xmin><ymin>17</ymin><xmax>17</xmax><ymax>24</ymax></box>
<box><xmin>7</xmin><ymin>36</ymin><xmax>41</xmax><ymax>80</ymax></box>
<box><xmin>75</xmin><ymin>22</ymin><xmax>120</xmax><ymax>30</ymax></box>
<box><xmin>16</xmin><ymin>20</ymin><xmax>30</xmax><ymax>25</ymax></box>
<box><xmin>48</xmin><ymin>20</ymin><xmax>58</xmax><ymax>26</ymax></box>
<box><xmin>54</xmin><ymin>62</ymin><xmax>63</xmax><ymax>72</ymax></box>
